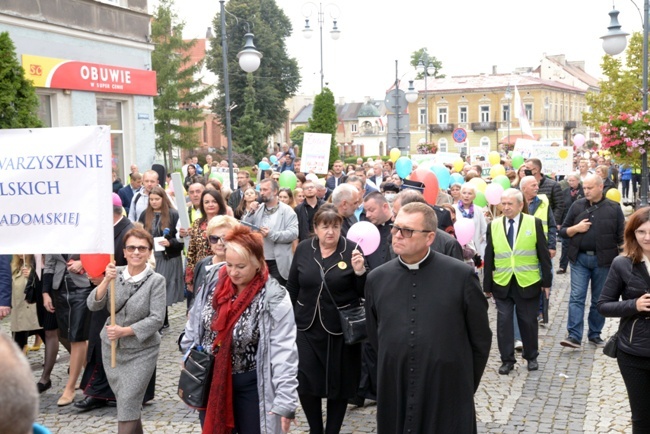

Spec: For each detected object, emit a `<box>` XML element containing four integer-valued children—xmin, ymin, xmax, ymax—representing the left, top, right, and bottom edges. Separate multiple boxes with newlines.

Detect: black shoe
<box><xmin>348</xmin><ymin>395</ymin><xmax>365</xmax><ymax>407</ymax></box>
<box><xmin>560</xmin><ymin>337</ymin><xmax>581</xmax><ymax>348</ymax></box>
<box><xmin>527</xmin><ymin>360</ymin><xmax>539</xmax><ymax>371</ymax></box>
<box><xmin>556</xmin><ymin>268</ymin><xmax>566</xmax><ymax>275</ymax></box>
<box><xmin>36</xmin><ymin>380</ymin><xmax>51</xmax><ymax>394</ymax></box>
<box><xmin>73</xmin><ymin>397</ymin><xmax>108</xmax><ymax>412</ymax></box>
<box><xmin>107</xmin><ymin>400</ymin><xmax>117</xmax><ymax>407</ymax></box>
<box><xmin>589</xmin><ymin>337</ymin><xmax>606</xmax><ymax>348</ymax></box>
<box><xmin>498</xmin><ymin>363</ymin><xmax>515</xmax><ymax>375</ymax></box>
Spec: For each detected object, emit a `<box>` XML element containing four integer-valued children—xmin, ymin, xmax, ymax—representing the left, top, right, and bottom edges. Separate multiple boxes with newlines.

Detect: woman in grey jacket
<box><xmin>194</xmin><ymin>225</ymin><xmax>298</xmax><ymax>434</ymax></box>
<box><xmin>88</xmin><ymin>227</ymin><xmax>166</xmax><ymax>434</ymax></box>
<box><xmin>598</xmin><ymin>207</ymin><xmax>650</xmax><ymax>433</ymax></box>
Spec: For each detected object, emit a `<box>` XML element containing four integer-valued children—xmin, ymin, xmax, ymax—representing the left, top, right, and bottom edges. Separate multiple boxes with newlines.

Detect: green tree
<box><xmin>584</xmin><ymin>32</ymin><xmax>644</xmax><ymax>129</ymax></box>
<box><xmin>410</xmin><ymin>47</ymin><xmax>445</xmax><ymax>79</ymax></box>
<box><xmin>207</xmin><ymin>0</ymin><xmax>300</xmax><ymax>140</ymax></box>
<box><xmin>289</xmin><ymin>125</ymin><xmax>307</xmax><ymax>152</ymax></box>
<box><xmin>231</xmin><ymin>74</ymin><xmax>266</xmax><ymax>161</ymax></box>
<box><xmin>151</xmin><ymin>0</ymin><xmax>212</xmax><ymax>170</ymax></box>
<box><xmin>0</xmin><ymin>32</ymin><xmax>43</xmax><ymax>129</ymax></box>
<box><xmin>307</xmin><ymin>87</ymin><xmax>338</xmax><ymax>167</ymax></box>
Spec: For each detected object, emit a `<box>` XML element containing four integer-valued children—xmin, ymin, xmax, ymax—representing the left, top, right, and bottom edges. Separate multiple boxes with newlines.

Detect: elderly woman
<box><xmin>457</xmin><ymin>183</ymin><xmax>488</xmax><ymax>259</ymax></box>
<box><xmin>286</xmin><ymin>204</ymin><xmax>366</xmax><ymax>434</ymax></box>
<box><xmin>88</xmin><ymin>227</ymin><xmax>166</xmax><ymax>434</ymax></box>
<box><xmin>193</xmin><ymin>225</ymin><xmax>298</xmax><ymax>434</ymax></box>
<box><xmin>598</xmin><ymin>207</ymin><xmax>650</xmax><ymax>433</ymax></box>
<box><xmin>449</xmin><ymin>183</ymin><xmax>462</xmax><ymax>205</ymax></box>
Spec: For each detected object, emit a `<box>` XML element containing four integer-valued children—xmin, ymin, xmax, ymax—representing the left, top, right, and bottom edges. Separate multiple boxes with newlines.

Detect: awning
<box><xmin>499</xmin><ymin>134</ymin><xmax>541</xmax><ymax>145</ymax></box>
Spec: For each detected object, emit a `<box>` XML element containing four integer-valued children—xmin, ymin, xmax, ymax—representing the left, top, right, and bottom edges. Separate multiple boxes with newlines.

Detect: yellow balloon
<box><xmin>490</xmin><ymin>164</ymin><xmax>506</xmax><ymax>178</ymax></box>
<box><xmin>488</xmin><ymin>151</ymin><xmax>501</xmax><ymax>166</ymax></box>
<box><xmin>559</xmin><ymin>149</ymin><xmax>568</xmax><ymax>159</ymax></box>
<box><xmin>468</xmin><ymin>176</ymin><xmax>487</xmax><ymax>193</ymax></box>
<box><xmin>390</xmin><ymin>148</ymin><xmax>401</xmax><ymax>163</ymax></box>
<box><xmin>606</xmin><ymin>188</ymin><xmax>621</xmax><ymax>203</ymax></box>
<box><xmin>453</xmin><ymin>158</ymin><xmax>465</xmax><ymax>173</ymax></box>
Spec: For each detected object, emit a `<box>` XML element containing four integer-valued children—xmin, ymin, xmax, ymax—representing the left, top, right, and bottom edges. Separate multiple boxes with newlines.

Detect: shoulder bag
<box><xmin>319</xmin><ymin>267</ymin><xmax>367</xmax><ymax>345</ymax></box>
<box><xmin>23</xmin><ymin>269</ymin><xmax>40</xmax><ymax>304</ymax></box>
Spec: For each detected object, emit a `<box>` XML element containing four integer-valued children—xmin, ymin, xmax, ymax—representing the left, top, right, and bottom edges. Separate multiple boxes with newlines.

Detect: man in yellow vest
<box><xmin>484</xmin><ymin>188</ymin><xmax>552</xmax><ymax>374</ymax></box>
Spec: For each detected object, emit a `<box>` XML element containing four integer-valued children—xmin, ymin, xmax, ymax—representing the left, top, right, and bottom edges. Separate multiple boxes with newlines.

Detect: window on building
<box><xmin>502</xmin><ymin>104</ymin><xmax>510</xmax><ymax>122</ymax></box>
<box><xmin>37</xmin><ymin>94</ymin><xmax>52</xmax><ymax>127</ymax></box>
<box><xmin>438</xmin><ymin>138</ymin><xmax>448</xmax><ymax>153</ymax></box>
<box><xmin>480</xmin><ymin>106</ymin><xmax>490</xmax><ymax>122</ymax></box>
<box><xmin>525</xmin><ymin>103</ymin><xmax>533</xmax><ymax>120</ymax></box>
<box><xmin>438</xmin><ymin>107</ymin><xmax>448</xmax><ymax>124</ymax></box>
<box><xmin>480</xmin><ymin>137</ymin><xmax>490</xmax><ymax>147</ymax></box>
<box><xmin>459</xmin><ymin>106</ymin><xmax>468</xmax><ymax>124</ymax></box>
<box><xmin>419</xmin><ymin>108</ymin><xmax>426</xmax><ymax>125</ymax></box>
<box><xmin>351</xmin><ymin>123</ymin><xmax>357</xmax><ymax>133</ymax></box>
<box><xmin>97</xmin><ymin>99</ymin><xmax>125</xmax><ymax>181</ymax></box>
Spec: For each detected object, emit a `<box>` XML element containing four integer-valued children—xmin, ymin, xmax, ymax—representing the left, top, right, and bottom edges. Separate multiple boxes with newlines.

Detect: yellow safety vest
<box><xmin>491</xmin><ymin>214</ymin><xmax>541</xmax><ymax>288</ymax></box>
<box><xmin>532</xmin><ymin>194</ymin><xmax>549</xmax><ymax>240</ymax></box>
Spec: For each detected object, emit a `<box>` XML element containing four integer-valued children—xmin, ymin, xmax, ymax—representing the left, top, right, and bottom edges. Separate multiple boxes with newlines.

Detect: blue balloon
<box><xmin>450</xmin><ymin>172</ymin><xmax>465</xmax><ymax>185</ymax></box>
<box><xmin>269</xmin><ymin>155</ymin><xmax>278</xmax><ymax>164</ymax></box>
<box><xmin>395</xmin><ymin>157</ymin><xmax>413</xmax><ymax>179</ymax></box>
<box><xmin>259</xmin><ymin>161</ymin><xmax>271</xmax><ymax>170</ymax></box>
<box><xmin>431</xmin><ymin>164</ymin><xmax>451</xmax><ymax>190</ymax></box>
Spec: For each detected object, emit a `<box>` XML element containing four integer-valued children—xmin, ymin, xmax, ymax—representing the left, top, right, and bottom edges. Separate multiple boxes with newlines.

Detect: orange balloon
<box><xmin>80</xmin><ymin>254</ymin><xmax>111</xmax><ymax>278</ymax></box>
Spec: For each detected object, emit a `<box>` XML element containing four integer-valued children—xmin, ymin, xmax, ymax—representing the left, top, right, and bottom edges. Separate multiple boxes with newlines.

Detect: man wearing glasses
<box><xmin>295</xmin><ymin>180</ymin><xmax>325</xmax><ymax>242</ymax></box>
<box><xmin>365</xmin><ymin>202</ymin><xmax>491</xmax><ymax>434</ymax></box>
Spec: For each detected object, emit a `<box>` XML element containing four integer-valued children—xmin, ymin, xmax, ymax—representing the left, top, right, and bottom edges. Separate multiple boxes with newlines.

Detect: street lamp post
<box><xmin>505</xmin><ymin>85</ymin><xmax>512</xmax><ymax>152</ymax></box>
<box><xmin>416</xmin><ymin>59</ymin><xmax>435</xmax><ymax>144</ymax></box>
<box><xmin>302</xmin><ymin>3</ymin><xmax>341</xmax><ymax>92</ymax></box>
<box><xmin>601</xmin><ymin>4</ymin><xmax>647</xmax><ymax>206</ymax></box>
<box><xmin>219</xmin><ymin>0</ymin><xmax>263</xmax><ymax>190</ymax></box>
<box><xmin>544</xmin><ymin>97</ymin><xmax>550</xmax><ymax>139</ymax></box>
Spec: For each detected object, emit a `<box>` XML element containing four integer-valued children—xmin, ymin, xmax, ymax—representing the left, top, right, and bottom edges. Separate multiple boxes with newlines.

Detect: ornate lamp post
<box><xmin>302</xmin><ymin>2</ymin><xmax>341</xmax><ymax>92</ymax></box>
<box><xmin>219</xmin><ymin>0</ymin><xmax>262</xmax><ymax>189</ymax></box>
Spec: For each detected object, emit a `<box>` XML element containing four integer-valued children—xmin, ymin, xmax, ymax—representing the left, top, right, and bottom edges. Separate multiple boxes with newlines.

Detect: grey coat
<box><xmin>181</xmin><ymin>275</ymin><xmax>299</xmax><ymax>433</ymax></box>
<box><xmin>243</xmin><ymin>202</ymin><xmax>298</xmax><ymax>280</ymax></box>
<box><xmin>44</xmin><ymin>254</ymin><xmax>92</xmax><ymax>290</ymax></box>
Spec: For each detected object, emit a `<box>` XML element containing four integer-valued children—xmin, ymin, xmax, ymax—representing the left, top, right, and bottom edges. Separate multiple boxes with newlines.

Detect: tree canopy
<box><xmin>410</xmin><ymin>47</ymin><xmax>445</xmax><ymax>79</ymax></box>
<box><xmin>207</xmin><ymin>0</ymin><xmax>300</xmax><ymax>159</ymax></box>
<box><xmin>0</xmin><ymin>32</ymin><xmax>43</xmax><ymax>129</ymax></box>
<box><xmin>151</xmin><ymin>0</ymin><xmax>212</xmax><ymax>170</ymax></box>
<box><xmin>307</xmin><ymin>87</ymin><xmax>339</xmax><ymax>167</ymax></box>
<box><xmin>231</xmin><ymin>74</ymin><xmax>266</xmax><ymax>161</ymax></box>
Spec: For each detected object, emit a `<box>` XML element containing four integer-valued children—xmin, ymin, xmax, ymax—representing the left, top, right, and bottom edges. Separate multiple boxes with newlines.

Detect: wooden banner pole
<box><xmin>110</xmin><ymin>254</ymin><xmax>116</xmax><ymax>368</ymax></box>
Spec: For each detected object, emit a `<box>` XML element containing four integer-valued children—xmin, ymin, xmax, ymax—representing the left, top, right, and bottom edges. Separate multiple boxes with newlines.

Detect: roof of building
<box><xmin>540</xmin><ymin>54</ymin><xmax>600</xmax><ymax>89</ymax></box>
<box><xmin>358</xmin><ymin>102</ymin><xmax>381</xmax><ymax>117</ymax></box>
<box><xmin>402</xmin><ymin>73</ymin><xmax>585</xmax><ymax>94</ymax></box>
<box><xmin>292</xmin><ymin>100</ymin><xmax>386</xmax><ymax>123</ymax></box>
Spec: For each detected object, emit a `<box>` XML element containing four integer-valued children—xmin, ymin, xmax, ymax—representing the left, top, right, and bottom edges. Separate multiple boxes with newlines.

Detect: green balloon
<box><xmin>278</xmin><ymin>171</ymin><xmax>297</xmax><ymax>189</ymax></box>
<box><xmin>512</xmin><ymin>155</ymin><xmax>525</xmax><ymax>170</ymax></box>
<box><xmin>474</xmin><ymin>190</ymin><xmax>488</xmax><ymax>207</ymax></box>
<box><xmin>492</xmin><ymin>175</ymin><xmax>511</xmax><ymax>191</ymax></box>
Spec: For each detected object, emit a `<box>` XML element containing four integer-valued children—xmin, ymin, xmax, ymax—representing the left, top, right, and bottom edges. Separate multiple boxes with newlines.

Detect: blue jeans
<box><xmin>567</xmin><ymin>253</ymin><xmax>608</xmax><ymax>341</ymax></box>
<box><xmin>559</xmin><ymin>236</ymin><xmax>570</xmax><ymax>271</ymax></box>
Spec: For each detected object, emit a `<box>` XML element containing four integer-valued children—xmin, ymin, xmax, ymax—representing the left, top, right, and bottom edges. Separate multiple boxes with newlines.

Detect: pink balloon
<box><xmin>454</xmin><ymin>219</ymin><xmax>475</xmax><ymax>246</ymax></box>
<box><xmin>485</xmin><ymin>183</ymin><xmax>505</xmax><ymax>205</ymax></box>
<box><xmin>573</xmin><ymin>133</ymin><xmax>586</xmax><ymax>147</ymax></box>
<box><xmin>346</xmin><ymin>221</ymin><xmax>381</xmax><ymax>255</ymax></box>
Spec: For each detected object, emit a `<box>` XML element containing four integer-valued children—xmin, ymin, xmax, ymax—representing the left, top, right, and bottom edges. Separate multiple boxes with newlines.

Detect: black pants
<box><xmin>299</xmin><ymin>394</ymin><xmax>348</xmax><ymax>434</ymax></box>
<box><xmin>266</xmin><ymin>260</ymin><xmax>286</xmax><ymax>286</ymax></box>
<box><xmin>494</xmin><ymin>285</ymin><xmax>540</xmax><ymax>364</ymax></box>
<box><xmin>618</xmin><ymin>349</ymin><xmax>650</xmax><ymax>433</ymax></box>
<box><xmin>559</xmin><ymin>236</ymin><xmax>570</xmax><ymax>271</ymax></box>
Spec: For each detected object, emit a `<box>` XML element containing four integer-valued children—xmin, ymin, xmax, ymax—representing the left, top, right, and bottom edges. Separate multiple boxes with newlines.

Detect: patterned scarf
<box><xmin>458</xmin><ymin>202</ymin><xmax>474</xmax><ymax>219</ymax></box>
<box><xmin>203</xmin><ymin>265</ymin><xmax>268</xmax><ymax>434</ymax></box>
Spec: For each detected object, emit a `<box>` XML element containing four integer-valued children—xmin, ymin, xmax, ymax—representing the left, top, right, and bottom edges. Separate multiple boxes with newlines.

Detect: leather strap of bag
<box><xmin>318</xmin><ymin>264</ymin><xmax>341</xmax><ymax>311</ymax></box>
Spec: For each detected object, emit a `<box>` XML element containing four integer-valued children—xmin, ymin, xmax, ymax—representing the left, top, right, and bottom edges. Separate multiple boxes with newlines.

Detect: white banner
<box><xmin>514</xmin><ymin>139</ymin><xmax>574</xmax><ymax>176</ymax></box>
<box><xmin>301</xmin><ymin>132</ymin><xmax>331</xmax><ymax>175</ymax></box>
<box><xmin>0</xmin><ymin>126</ymin><xmax>113</xmax><ymax>254</ymax></box>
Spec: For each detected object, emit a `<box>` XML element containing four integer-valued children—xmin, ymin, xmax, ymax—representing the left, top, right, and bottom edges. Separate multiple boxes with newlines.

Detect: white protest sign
<box><xmin>301</xmin><ymin>132</ymin><xmax>331</xmax><ymax>175</ymax></box>
<box><xmin>171</xmin><ymin>172</ymin><xmax>190</xmax><ymax>249</ymax></box>
<box><xmin>514</xmin><ymin>139</ymin><xmax>574</xmax><ymax>176</ymax></box>
<box><xmin>0</xmin><ymin>126</ymin><xmax>113</xmax><ymax>254</ymax></box>
<box><xmin>431</xmin><ymin>151</ymin><xmax>461</xmax><ymax>165</ymax></box>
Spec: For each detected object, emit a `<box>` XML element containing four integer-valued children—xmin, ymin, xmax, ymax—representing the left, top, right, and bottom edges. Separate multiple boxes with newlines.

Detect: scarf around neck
<box><xmin>203</xmin><ymin>265</ymin><xmax>269</xmax><ymax>434</ymax></box>
<box><xmin>458</xmin><ymin>202</ymin><xmax>474</xmax><ymax>219</ymax></box>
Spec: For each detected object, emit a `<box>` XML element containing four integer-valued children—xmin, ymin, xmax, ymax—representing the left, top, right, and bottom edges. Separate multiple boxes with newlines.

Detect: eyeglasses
<box><xmin>125</xmin><ymin>245</ymin><xmax>151</xmax><ymax>253</ymax></box>
<box><xmin>390</xmin><ymin>224</ymin><xmax>432</xmax><ymax>238</ymax></box>
<box><xmin>635</xmin><ymin>229</ymin><xmax>650</xmax><ymax>238</ymax></box>
<box><xmin>208</xmin><ymin>235</ymin><xmax>224</xmax><ymax>244</ymax></box>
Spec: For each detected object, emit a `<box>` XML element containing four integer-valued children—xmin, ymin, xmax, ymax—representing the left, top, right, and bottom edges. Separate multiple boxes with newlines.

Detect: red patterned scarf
<box><xmin>202</xmin><ymin>265</ymin><xmax>268</xmax><ymax>434</ymax></box>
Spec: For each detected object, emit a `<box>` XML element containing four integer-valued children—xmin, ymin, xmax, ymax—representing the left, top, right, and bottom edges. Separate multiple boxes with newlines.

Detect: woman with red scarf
<box><xmin>202</xmin><ymin>225</ymin><xmax>298</xmax><ymax>434</ymax></box>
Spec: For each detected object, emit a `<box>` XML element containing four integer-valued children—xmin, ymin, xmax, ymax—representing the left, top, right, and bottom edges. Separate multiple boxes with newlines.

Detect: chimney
<box><xmin>492</xmin><ymin>65</ymin><xmax>497</xmax><ymax>75</ymax></box>
<box><xmin>339</xmin><ymin>97</ymin><xmax>345</xmax><ymax>105</ymax></box>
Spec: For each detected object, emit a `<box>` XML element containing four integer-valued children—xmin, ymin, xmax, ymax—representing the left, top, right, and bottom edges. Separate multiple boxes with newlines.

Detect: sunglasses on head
<box><xmin>208</xmin><ymin>235</ymin><xmax>224</xmax><ymax>244</ymax></box>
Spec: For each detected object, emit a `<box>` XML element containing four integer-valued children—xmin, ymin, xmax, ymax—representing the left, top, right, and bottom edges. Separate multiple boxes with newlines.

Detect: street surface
<box><xmin>2</xmin><ymin>253</ymin><xmax>632</xmax><ymax>433</ymax></box>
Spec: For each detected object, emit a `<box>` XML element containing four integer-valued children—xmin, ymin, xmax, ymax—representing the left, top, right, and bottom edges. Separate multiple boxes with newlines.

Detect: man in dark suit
<box><xmin>117</xmin><ymin>172</ymin><xmax>142</xmax><ymax>216</ymax></box>
<box><xmin>325</xmin><ymin>160</ymin><xmax>348</xmax><ymax>200</ymax></box>
<box><xmin>227</xmin><ymin>170</ymin><xmax>250</xmax><ymax>212</ymax></box>
<box><xmin>484</xmin><ymin>188</ymin><xmax>552</xmax><ymax>374</ymax></box>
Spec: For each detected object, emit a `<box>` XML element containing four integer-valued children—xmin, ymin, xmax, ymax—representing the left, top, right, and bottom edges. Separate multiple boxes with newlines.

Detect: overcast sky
<box><xmin>160</xmin><ymin>0</ymin><xmax>643</xmax><ymax>102</ymax></box>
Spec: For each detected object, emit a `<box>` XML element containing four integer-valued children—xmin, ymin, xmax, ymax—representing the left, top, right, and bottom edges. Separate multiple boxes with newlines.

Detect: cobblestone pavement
<box><xmin>1</xmin><ymin>253</ymin><xmax>633</xmax><ymax>433</ymax></box>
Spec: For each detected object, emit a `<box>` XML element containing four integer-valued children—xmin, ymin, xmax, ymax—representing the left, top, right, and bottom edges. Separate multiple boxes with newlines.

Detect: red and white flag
<box><xmin>514</xmin><ymin>85</ymin><xmax>534</xmax><ymax>138</ymax></box>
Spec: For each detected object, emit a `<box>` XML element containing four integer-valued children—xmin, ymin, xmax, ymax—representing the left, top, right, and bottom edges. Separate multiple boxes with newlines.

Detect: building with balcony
<box><xmin>1</xmin><ymin>0</ymin><xmax>156</xmax><ymax>180</ymax></box>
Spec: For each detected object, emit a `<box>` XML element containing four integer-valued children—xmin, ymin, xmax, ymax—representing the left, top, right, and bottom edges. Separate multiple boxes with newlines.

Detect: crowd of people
<box><xmin>1</xmin><ymin>145</ymin><xmax>649</xmax><ymax>434</ymax></box>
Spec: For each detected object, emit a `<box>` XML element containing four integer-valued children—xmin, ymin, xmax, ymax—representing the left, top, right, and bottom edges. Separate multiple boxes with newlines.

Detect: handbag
<box><xmin>319</xmin><ymin>266</ymin><xmax>367</xmax><ymax>345</ymax></box>
<box><xmin>603</xmin><ymin>333</ymin><xmax>619</xmax><ymax>358</ymax></box>
<box><xmin>178</xmin><ymin>346</ymin><xmax>214</xmax><ymax>409</ymax></box>
<box><xmin>23</xmin><ymin>269</ymin><xmax>40</xmax><ymax>304</ymax></box>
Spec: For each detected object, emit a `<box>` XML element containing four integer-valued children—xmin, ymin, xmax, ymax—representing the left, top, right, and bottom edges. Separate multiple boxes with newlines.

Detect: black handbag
<box><xmin>319</xmin><ymin>266</ymin><xmax>367</xmax><ymax>345</ymax></box>
<box><xmin>178</xmin><ymin>347</ymin><xmax>214</xmax><ymax>409</ymax></box>
<box><xmin>603</xmin><ymin>333</ymin><xmax>619</xmax><ymax>358</ymax></box>
<box><xmin>23</xmin><ymin>269</ymin><xmax>40</xmax><ymax>304</ymax></box>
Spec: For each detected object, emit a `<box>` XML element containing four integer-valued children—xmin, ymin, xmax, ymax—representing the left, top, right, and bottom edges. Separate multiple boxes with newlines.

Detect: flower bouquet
<box><xmin>600</xmin><ymin>111</ymin><xmax>650</xmax><ymax>165</ymax></box>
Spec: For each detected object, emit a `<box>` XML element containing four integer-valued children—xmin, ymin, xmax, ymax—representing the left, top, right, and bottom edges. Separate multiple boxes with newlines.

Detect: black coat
<box><xmin>537</xmin><ymin>175</ymin><xmax>565</xmax><ymax>225</ymax></box>
<box><xmin>138</xmin><ymin>208</ymin><xmax>184</xmax><ymax>259</ymax></box>
<box><xmin>431</xmin><ymin>229</ymin><xmax>464</xmax><ymax>262</ymax></box>
<box><xmin>598</xmin><ymin>256</ymin><xmax>650</xmax><ymax>358</ymax></box>
<box><xmin>295</xmin><ymin>198</ymin><xmax>325</xmax><ymax>241</ymax></box>
<box><xmin>560</xmin><ymin>186</ymin><xmax>584</xmax><ymax>224</ymax></box>
<box><xmin>365</xmin><ymin>252</ymin><xmax>492</xmax><ymax>434</ymax></box>
<box><xmin>117</xmin><ymin>185</ymin><xmax>135</xmax><ymax>215</ymax></box>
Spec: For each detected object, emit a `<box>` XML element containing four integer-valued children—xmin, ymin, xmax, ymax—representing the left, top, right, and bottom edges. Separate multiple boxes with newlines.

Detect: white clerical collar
<box><xmin>122</xmin><ymin>263</ymin><xmax>150</xmax><ymax>283</ymax></box>
<box><xmin>398</xmin><ymin>249</ymin><xmax>430</xmax><ymax>270</ymax></box>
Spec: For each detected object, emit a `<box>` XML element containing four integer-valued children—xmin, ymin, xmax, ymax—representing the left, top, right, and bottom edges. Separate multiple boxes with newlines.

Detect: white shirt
<box><xmin>121</xmin><ymin>263</ymin><xmax>151</xmax><ymax>283</ymax></box>
<box><xmin>506</xmin><ymin>213</ymin><xmax>521</xmax><ymax>242</ymax></box>
<box><xmin>398</xmin><ymin>249</ymin><xmax>431</xmax><ymax>270</ymax></box>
